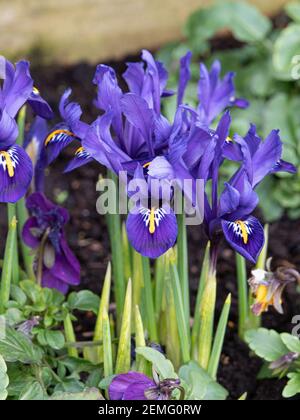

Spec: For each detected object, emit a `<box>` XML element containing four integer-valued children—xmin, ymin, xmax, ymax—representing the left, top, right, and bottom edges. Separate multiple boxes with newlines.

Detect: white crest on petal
<box><xmin>139</xmin><ymin>207</ymin><xmax>166</xmax><ymax>229</ymax></box>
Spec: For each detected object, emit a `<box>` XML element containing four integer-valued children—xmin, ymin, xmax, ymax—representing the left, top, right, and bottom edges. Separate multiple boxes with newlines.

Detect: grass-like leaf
<box><xmin>115</xmin><ymin>279</ymin><xmax>132</xmax><ymax>374</ymax></box>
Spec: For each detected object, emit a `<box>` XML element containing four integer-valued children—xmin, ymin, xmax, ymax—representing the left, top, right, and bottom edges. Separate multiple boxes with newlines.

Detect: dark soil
<box><xmin>1</xmin><ymin>19</ymin><xmax>300</xmax><ymax>399</ymax></box>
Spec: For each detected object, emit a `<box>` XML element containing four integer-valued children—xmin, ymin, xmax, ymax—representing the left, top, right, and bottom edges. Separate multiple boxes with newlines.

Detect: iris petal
<box><xmin>44</xmin><ymin>126</ymin><xmax>77</xmax><ymax>164</ymax></box>
<box><xmin>0</xmin><ymin>144</ymin><xmax>33</xmax><ymax>203</ymax></box>
<box><xmin>126</xmin><ymin>205</ymin><xmax>177</xmax><ymax>258</ymax></box>
<box><xmin>221</xmin><ymin>216</ymin><xmax>264</xmax><ymax>263</ymax></box>
<box><xmin>64</xmin><ymin>146</ymin><xmax>93</xmax><ymax>173</ymax></box>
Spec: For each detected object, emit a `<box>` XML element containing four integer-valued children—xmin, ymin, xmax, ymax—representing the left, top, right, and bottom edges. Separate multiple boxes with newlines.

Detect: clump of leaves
<box><xmin>158</xmin><ymin>0</ymin><xmax>300</xmax><ymax>221</ymax></box>
<box><xmin>0</xmin><ymin>279</ymin><xmax>104</xmax><ymax>400</ymax></box>
<box><xmin>245</xmin><ymin>328</ymin><xmax>300</xmax><ymax>398</ymax></box>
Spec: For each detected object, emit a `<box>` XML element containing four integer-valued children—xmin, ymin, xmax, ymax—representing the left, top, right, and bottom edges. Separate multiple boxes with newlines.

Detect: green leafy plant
<box><xmin>158</xmin><ymin>0</ymin><xmax>300</xmax><ymax>221</ymax></box>
<box><xmin>245</xmin><ymin>328</ymin><xmax>300</xmax><ymax>398</ymax></box>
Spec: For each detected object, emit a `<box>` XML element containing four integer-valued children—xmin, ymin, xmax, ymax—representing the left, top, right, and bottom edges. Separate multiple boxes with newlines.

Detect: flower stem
<box><xmin>141</xmin><ymin>257</ymin><xmax>158</xmax><ymax>342</ymax></box>
<box><xmin>236</xmin><ymin>252</ymin><xmax>248</xmax><ymax>340</ymax></box>
<box><xmin>15</xmin><ymin>105</ymin><xmax>35</xmax><ymax>280</ymax></box>
<box><xmin>0</xmin><ymin>216</ymin><xmax>17</xmax><ymax>313</ymax></box>
<box><xmin>36</xmin><ymin>228</ymin><xmax>50</xmax><ymax>287</ymax></box>
<box><xmin>177</xmin><ymin>212</ymin><xmax>190</xmax><ymax>340</ymax></box>
<box><xmin>7</xmin><ymin>204</ymin><xmax>19</xmax><ymax>284</ymax></box>
<box><xmin>106</xmin><ymin>171</ymin><xmax>125</xmax><ymax>327</ymax></box>
<box><xmin>16</xmin><ymin>198</ymin><xmax>35</xmax><ymax>280</ymax></box>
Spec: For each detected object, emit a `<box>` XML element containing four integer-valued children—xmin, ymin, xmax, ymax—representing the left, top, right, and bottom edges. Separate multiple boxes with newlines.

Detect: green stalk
<box><xmin>115</xmin><ymin>279</ymin><xmax>132</xmax><ymax>374</ymax></box>
<box><xmin>106</xmin><ymin>171</ymin><xmax>125</xmax><ymax>326</ymax></box>
<box><xmin>197</xmin><ymin>248</ymin><xmax>217</xmax><ymax>370</ymax></box>
<box><xmin>141</xmin><ymin>257</ymin><xmax>158</xmax><ymax>342</ymax></box>
<box><xmin>208</xmin><ymin>294</ymin><xmax>231</xmax><ymax>379</ymax></box>
<box><xmin>93</xmin><ymin>262</ymin><xmax>111</xmax><ymax>362</ymax></box>
<box><xmin>0</xmin><ymin>216</ymin><xmax>17</xmax><ymax>313</ymax></box>
<box><xmin>191</xmin><ymin>242</ymin><xmax>210</xmax><ymax>359</ymax></box>
<box><xmin>7</xmin><ymin>204</ymin><xmax>19</xmax><ymax>284</ymax></box>
<box><xmin>236</xmin><ymin>252</ymin><xmax>248</xmax><ymax>340</ymax></box>
<box><xmin>16</xmin><ymin>198</ymin><xmax>35</xmax><ymax>280</ymax></box>
<box><xmin>177</xmin><ymin>213</ymin><xmax>190</xmax><ymax>336</ymax></box>
<box><xmin>15</xmin><ymin>106</ymin><xmax>35</xmax><ymax>280</ymax></box>
<box><xmin>154</xmin><ymin>255</ymin><xmax>165</xmax><ymax>321</ymax></box>
<box><xmin>16</xmin><ymin>106</ymin><xmax>26</xmax><ymax>145</ymax></box>
<box><xmin>169</xmin><ymin>254</ymin><xmax>190</xmax><ymax>364</ymax></box>
<box><xmin>63</xmin><ymin>313</ymin><xmax>78</xmax><ymax>358</ymax></box>
<box><xmin>102</xmin><ymin>308</ymin><xmax>113</xmax><ymax>378</ymax></box>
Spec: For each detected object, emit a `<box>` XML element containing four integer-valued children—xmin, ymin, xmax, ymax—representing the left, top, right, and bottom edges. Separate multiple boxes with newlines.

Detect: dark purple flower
<box><xmin>109</xmin><ymin>371</ymin><xmax>182</xmax><ymax>400</ymax></box>
<box><xmin>22</xmin><ymin>192</ymin><xmax>80</xmax><ymax>294</ymax></box>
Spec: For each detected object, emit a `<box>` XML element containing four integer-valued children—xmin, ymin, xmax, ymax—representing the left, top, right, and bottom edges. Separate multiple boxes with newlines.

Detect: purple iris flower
<box><xmin>0</xmin><ymin>57</ymin><xmax>53</xmax><ymax>120</ymax></box>
<box><xmin>44</xmin><ymin>88</ymin><xmax>93</xmax><ymax>171</ymax></box>
<box><xmin>0</xmin><ymin>57</ymin><xmax>53</xmax><ymax>203</ymax></box>
<box><xmin>83</xmin><ymin>51</ymin><xmax>190</xmax><ymax>258</ymax></box>
<box><xmin>188</xmin><ymin>113</ymin><xmax>296</xmax><ymax>263</ymax></box>
<box><xmin>109</xmin><ymin>371</ymin><xmax>182</xmax><ymax>400</ymax></box>
<box><xmin>22</xmin><ymin>192</ymin><xmax>80</xmax><ymax>294</ymax></box>
<box><xmin>177</xmin><ymin>55</ymin><xmax>248</xmax><ymax>126</ymax></box>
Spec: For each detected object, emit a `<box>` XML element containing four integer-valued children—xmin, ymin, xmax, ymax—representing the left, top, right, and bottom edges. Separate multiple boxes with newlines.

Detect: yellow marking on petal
<box><xmin>45</xmin><ymin>129</ymin><xmax>75</xmax><ymax>146</ymax></box>
<box><xmin>149</xmin><ymin>208</ymin><xmax>156</xmax><ymax>234</ymax></box>
<box><xmin>255</xmin><ymin>284</ymin><xmax>273</xmax><ymax>313</ymax></box>
<box><xmin>143</xmin><ymin>161</ymin><xmax>151</xmax><ymax>169</ymax></box>
<box><xmin>236</xmin><ymin>220</ymin><xmax>248</xmax><ymax>244</ymax></box>
<box><xmin>75</xmin><ymin>146</ymin><xmax>84</xmax><ymax>155</ymax></box>
<box><xmin>226</xmin><ymin>136</ymin><xmax>233</xmax><ymax>143</ymax></box>
<box><xmin>0</xmin><ymin>151</ymin><xmax>15</xmax><ymax>177</ymax></box>
<box><xmin>33</xmin><ymin>86</ymin><xmax>40</xmax><ymax>95</ymax></box>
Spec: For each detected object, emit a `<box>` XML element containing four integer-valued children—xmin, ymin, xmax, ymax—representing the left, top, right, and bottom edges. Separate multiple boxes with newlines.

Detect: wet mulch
<box><xmin>1</xmin><ymin>33</ymin><xmax>300</xmax><ymax>399</ymax></box>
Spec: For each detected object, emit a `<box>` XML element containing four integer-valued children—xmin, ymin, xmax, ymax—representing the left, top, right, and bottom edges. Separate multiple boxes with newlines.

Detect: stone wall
<box><xmin>0</xmin><ymin>0</ymin><xmax>289</xmax><ymax>64</ymax></box>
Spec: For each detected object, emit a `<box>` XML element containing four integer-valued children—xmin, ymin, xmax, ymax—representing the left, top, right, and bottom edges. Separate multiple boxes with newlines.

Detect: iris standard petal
<box><xmin>0</xmin><ymin>144</ymin><xmax>33</xmax><ymax>203</ymax></box>
<box><xmin>126</xmin><ymin>205</ymin><xmax>178</xmax><ymax>258</ymax></box>
<box><xmin>0</xmin><ymin>109</ymin><xmax>18</xmax><ymax>149</ymax></box>
<box><xmin>252</xmin><ymin>129</ymin><xmax>282</xmax><ymax>187</ymax></box>
<box><xmin>1</xmin><ymin>59</ymin><xmax>33</xmax><ymax>118</ymax></box>
<box><xmin>93</xmin><ymin>65</ymin><xmax>123</xmax><ymax>138</ymax></box>
<box><xmin>221</xmin><ymin>216</ymin><xmax>264</xmax><ymax>263</ymax></box>
<box><xmin>28</xmin><ymin>88</ymin><xmax>54</xmax><ymax>119</ymax></box>
<box><xmin>121</xmin><ymin>93</ymin><xmax>154</xmax><ymax>156</ymax></box>
<box><xmin>177</xmin><ymin>51</ymin><xmax>192</xmax><ymax>106</ymax></box>
<box><xmin>59</xmin><ymin>88</ymin><xmax>82</xmax><ymax>125</ymax></box>
<box><xmin>219</xmin><ymin>183</ymin><xmax>240</xmax><ymax>215</ymax></box>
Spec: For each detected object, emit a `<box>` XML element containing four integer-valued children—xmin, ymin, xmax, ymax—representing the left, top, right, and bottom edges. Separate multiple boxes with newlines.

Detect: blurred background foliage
<box><xmin>157</xmin><ymin>0</ymin><xmax>300</xmax><ymax>222</ymax></box>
